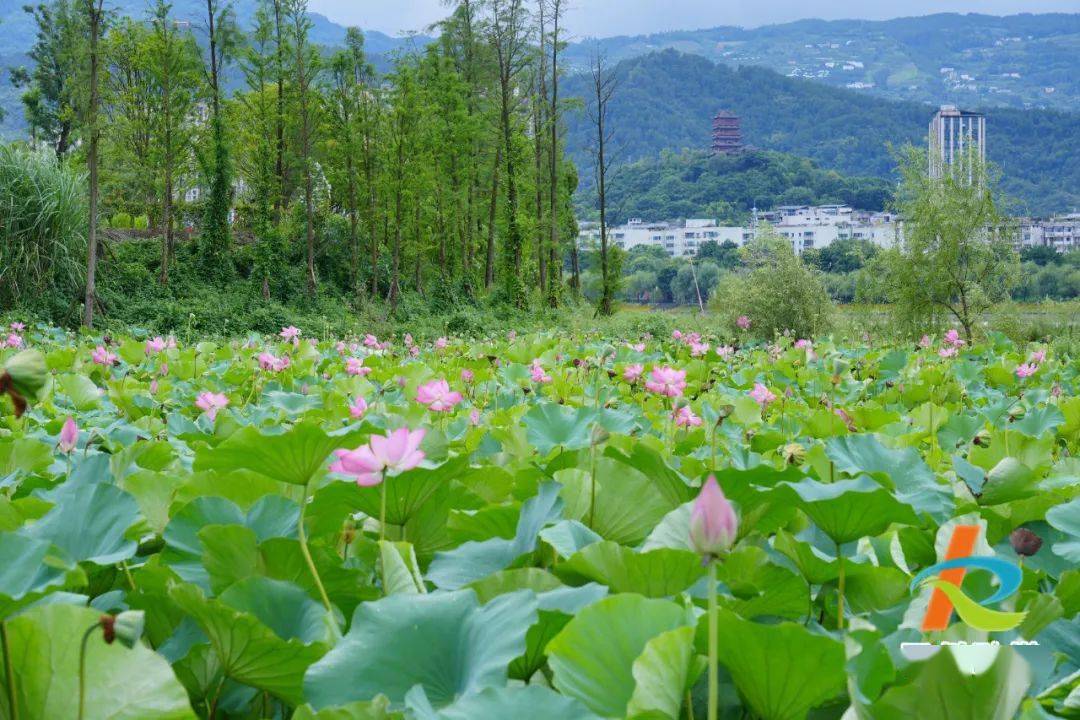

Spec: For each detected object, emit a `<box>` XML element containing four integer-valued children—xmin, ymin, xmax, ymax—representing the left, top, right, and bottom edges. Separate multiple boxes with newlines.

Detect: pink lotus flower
<box><xmin>195</xmin><ymin>392</ymin><xmax>229</xmax><ymax>421</ymax></box>
<box><xmin>530</xmin><ymin>360</ymin><xmax>551</xmax><ymax>384</ymax></box>
<box><xmin>630</xmin><ymin>342</ymin><xmax>645</xmax><ymax>352</ymax></box>
<box><xmin>1015</xmin><ymin>363</ymin><xmax>1038</xmax><ymax>379</ymax></box>
<box><xmin>749</xmin><ymin>382</ymin><xmax>776</xmax><ymax>407</ymax></box>
<box><xmin>149</xmin><ymin>379</ymin><xmax>159</xmax><ymax>395</ymax></box>
<box><xmin>938</xmin><ymin>347</ymin><xmax>958</xmax><ymax>358</ymax></box>
<box><xmin>435</xmin><ymin>337</ymin><xmax>448</xmax><ymax>349</ymax></box>
<box><xmin>469</xmin><ymin>409</ymin><xmax>481</xmax><ymax>425</ymax></box>
<box><xmin>716</xmin><ymin>345</ymin><xmax>734</xmax><ymax>357</ymax></box>
<box><xmin>363</xmin><ymin>334</ymin><xmax>379</xmax><ymax>348</ymax></box>
<box><xmin>409</xmin><ymin>345</ymin><xmax>420</xmax><ymax>357</ymax></box>
<box><xmin>623</xmin><ymin>363</ymin><xmax>644</xmax><ymax>383</ymax></box>
<box><xmin>918</xmin><ymin>334</ymin><xmax>932</xmax><ymax>349</ymax></box>
<box><xmin>943</xmin><ymin>329</ymin><xmax>965</xmax><ymax>347</ymax></box>
<box><xmin>674</xmin><ymin>405</ymin><xmax>702</xmax><ymax>428</ymax></box>
<box><xmin>349</xmin><ymin>397</ymin><xmax>368</xmax><ymax>419</ymax></box>
<box><xmin>160</xmin><ymin>363</ymin><xmax>169</xmax><ymax>376</ymax></box>
<box><xmin>689</xmin><ymin>475</ymin><xmax>738</xmax><ymax>557</ymax></box>
<box><xmin>145</xmin><ymin>336</ymin><xmax>167</xmax><ymax>355</ymax></box>
<box><xmin>335</xmin><ymin>341</ymin><xmax>347</xmax><ymax>354</ymax></box>
<box><xmin>280</xmin><ymin>326</ymin><xmax>301</xmax><ymax>342</ymax></box>
<box><xmin>58</xmin><ymin>417</ymin><xmax>78</xmax><ymax>454</ymax></box>
<box><xmin>645</xmin><ymin>366</ymin><xmax>687</xmax><ymax>398</ymax></box>
<box><xmin>5</xmin><ymin>333</ymin><xmax>23</xmax><ymax>349</ymax></box>
<box><xmin>416</xmin><ymin>379</ymin><xmax>463</xmax><ymax>412</ymax></box>
<box><xmin>346</xmin><ymin>357</ymin><xmax>371</xmax><ymax>376</ymax></box>
<box><xmin>672</xmin><ymin>330</ymin><xmax>683</xmax><ymax>340</ymax></box>
<box><xmin>1029</xmin><ymin>349</ymin><xmax>1046</xmax><ymax>363</ymax></box>
<box><xmin>736</xmin><ymin>315</ymin><xmax>751</xmax><ymax>330</ymax></box>
<box><xmin>690</xmin><ymin>341</ymin><xmax>710</xmax><ymax>357</ymax></box>
<box><xmin>403</xmin><ymin>333</ymin><xmax>414</xmax><ymax>347</ymax></box>
<box><xmin>258</xmin><ymin>352</ymin><xmax>290</xmax><ymax>372</ymax></box>
<box><xmin>794</xmin><ymin>339</ymin><xmax>812</xmax><ymax>350</ymax></box>
<box><xmin>91</xmin><ymin>346</ymin><xmax>117</xmax><ymax>367</ymax></box>
<box><xmin>9</xmin><ymin>322</ymin><xmax>24</xmax><ymax>332</ymax></box>
<box><xmin>330</xmin><ymin>427</ymin><xmax>426</xmax><ymax>486</ymax></box>
<box><xmin>460</xmin><ymin>368</ymin><xmax>474</xmax><ymax>383</ymax></box>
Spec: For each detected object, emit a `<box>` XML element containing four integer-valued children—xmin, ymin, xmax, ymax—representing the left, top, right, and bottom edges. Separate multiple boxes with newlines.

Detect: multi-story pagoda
<box><xmin>711</xmin><ymin>110</ymin><xmax>743</xmax><ymax>155</ymax></box>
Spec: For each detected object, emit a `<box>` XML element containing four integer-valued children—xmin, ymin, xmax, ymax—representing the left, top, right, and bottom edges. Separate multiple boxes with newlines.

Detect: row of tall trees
<box><xmin>11</xmin><ymin>0</ymin><xmax>590</xmax><ymax>324</ymax></box>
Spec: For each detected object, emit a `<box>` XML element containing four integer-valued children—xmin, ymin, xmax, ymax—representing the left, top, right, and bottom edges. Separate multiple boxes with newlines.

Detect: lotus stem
<box><xmin>1</xmin><ymin>621</ymin><xmax>17</xmax><ymax>720</ymax></box>
<box><xmin>837</xmin><ymin>543</ymin><xmax>846</xmax><ymax>631</ymax></box>
<box><xmin>77</xmin><ymin>622</ymin><xmax>97</xmax><ymax>720</ymax></box>
<box><xmin>707</xmin><ymin>560</ymin><xmax>718</xmax><ymax>720</ymax></box>
<box><xmin>379</xmin><ymin>480</ymin><xmax>387</xmax><ymax>541</ymax></box>
<box><xmin>298</xmin><ymin>481</ymin><xmax>335</xmax><ymax>626</ymax></box>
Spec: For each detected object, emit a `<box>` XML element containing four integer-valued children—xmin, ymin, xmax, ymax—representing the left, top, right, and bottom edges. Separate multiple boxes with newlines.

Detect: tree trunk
<box><xmin>547</xmin><ymin>1</ymin><xmax>562</xmax><ymax>308</ymax></box>
<box><xmin>83</xmin><ymin>0</ymin><xmax>103</xmax><ymax>327</ymax></box>
<box><xmin>484</xmin><ymin>146</ymin><xmax>501</xmax><ymax>289</ymax></box>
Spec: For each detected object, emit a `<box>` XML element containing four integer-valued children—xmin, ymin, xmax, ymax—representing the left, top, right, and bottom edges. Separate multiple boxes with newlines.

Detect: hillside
<box><xmin>561</xmin><ymin>13</ymin><xmax>1080</xmax><ymax>111</ymax></box>
<box><xmin>585</xmin><ymin>148</ymin><xmax>895</xmax><ymax>225</ymax></box>
<box><xmin>562</xmin><ymin>51</ymin><xmax>1080</xmax><ymax>216</ymax></box>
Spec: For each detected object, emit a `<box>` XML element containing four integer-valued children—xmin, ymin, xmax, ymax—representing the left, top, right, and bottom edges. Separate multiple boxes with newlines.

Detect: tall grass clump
<box><xmin>0</xmin><ymin>144</ymin><xmax>87</xmax><ymax>312</ymax></box>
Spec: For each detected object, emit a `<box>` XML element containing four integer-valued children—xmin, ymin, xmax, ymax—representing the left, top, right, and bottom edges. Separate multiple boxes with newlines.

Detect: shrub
<box><xmin>111</xmin><ymin>212</ymin><xmax>133</xmax><ymax>229</ymax></box>
<box><xmin>0</xmin><ymin>144</ymin><xmax>87</xmax><ymax>314</ymax></box>
<box><xmin>133</xmin><ymin>214</ymin><xmax>150</xmax><ymax>230</ymax></box>
<box><xmin>709</xmin><ymin>232</ymin><xmax>833</xmax><ymax>339</ymax></box>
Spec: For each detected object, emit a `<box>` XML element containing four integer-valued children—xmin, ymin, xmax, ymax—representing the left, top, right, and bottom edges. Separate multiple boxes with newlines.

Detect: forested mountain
<box><xmin>560</xmin><ymin>13</ymin><xmax>1080</xmax><ymax>111</ymax></box>
<box><xmin>563</xmin><ymin>51</ymin><xmax>1080</xmax><ymax>216</ymax></box>
<box><xmin>589</xmin><ymin>149</ymin><xmax>895</xmax><ymax>224</ymax></box>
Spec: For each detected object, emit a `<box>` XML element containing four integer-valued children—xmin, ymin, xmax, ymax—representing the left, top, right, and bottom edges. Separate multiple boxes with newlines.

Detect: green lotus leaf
<box><xmin>626</xmin><ymin>626</ymin><xmax>705</xmax><ymax>720</ymax></box>
<box><xmin>0</xmin><ymin>531</ymin><xmax>80</xmax><ymax>619</ymax></box>
<box><xmin>169</xmin><ymin>581</ymin><xmax>328</xmax><ymax>706</ymax></box>
<box><xmin>194</xmin><ymin>421</ymin><xmax>358</xmax><ymax>486</ymax></box>
<box><xmin>524</xmin><ymin>404</ymin><xmax>599</xmax><ymax>455</ymax></box>
<box><xmin>547</xmin><ymin>594</ymin><xmax>691</xmax><ymax>718</ymax></box>
<box><xmin>24</xmin><ymin>481</ymin><xmax>140</xmax><ymax>565</ymax></box>
<box><xmin>555</xmin><ymin>541</ymin><xmax>705</xmax><ymax>597</ymax></box>
<box><xmin>303</xmin><ymin>589</ymin><xmax>537</xmax><ymax>710</ymax></box>
<box><xmin>406</xmin><ymin>685</ymin><xmax>601</xmax><ymax>720</ymax></box>
<box><xmin>779</xmin><ymin>475</ymin><xmax>921</xmax><ymax>545</ymax></box>
<box><xmin>0</xmin><ymin>603</ymin><xmax>194</xmax><ymax>719</ymax></box>
<box><xmin>711</xmin><ymin>609</ymin><xmax>846</xmax><ymax>720</ymax></box>
<box><xmin>1046</xmin><ymin>497</ymin><xmax>1080</xmax><ymax>563</ymax></box>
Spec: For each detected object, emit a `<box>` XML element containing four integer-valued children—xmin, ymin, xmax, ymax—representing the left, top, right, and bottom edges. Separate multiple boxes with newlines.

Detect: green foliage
<box><xmin>0</xmin><ymin>144</ymin><xmax>86</xmax><ymax>310</ymax></box>
<box><xmin>709</xmin><ymin>232</ymin><xmax>833</xmax><ymax>338</ymax></box>
<box><xmin>111</xmin><ymin>212</ymin><xmax>133</xmax><ymax>229</ymax></box>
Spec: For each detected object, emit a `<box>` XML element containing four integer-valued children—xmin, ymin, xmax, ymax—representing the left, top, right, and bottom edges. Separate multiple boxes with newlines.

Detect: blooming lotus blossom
<box><xmin>92</xmin><ymin>346</ymin><xmax>118</xmax><ymax>367</ymax></box>
<box><xmin>349</xmin><ymin>397</ymin><xmax>368</xmax><ymax>419</ymax></box>
<box><xmin>943</xmin><ymin>329</ymin><xmax>965</xmax><ymax>347</ymax></box>
<box><xmin>674</xmin><ymin>405</ymin><xmax>703</xmax><ymax>428</ymax></box>
<box><xmin>195</xmin><ymin>392</ymin><xmax>229</xmax><ymax>421</ymax></box>
<box><xmin>403</xmin><ymin>333</ymin><xmax>414</xmax><ymax>347</ymax></box>
<box><xmin>335</xmin><ymin>341</ymin><xmax>347</xmax><ymax>354</ymax></box>
<box><xmin>716</xmin><ymin>345</ymin><xmax>734</xmax><ymax>357</ymax></box>
<box><xmin>363</xmin><ymin>334</ymin><xmax>380</xmax><ymax>348</ymax></box>
<box><xmin>749</xmin><ymin>382</ymin><xmax>776</xmax><ymax>407</ymax></box>
<box><xmin>736</xmin><ymin>315</ymin><xmax>751</xmax><ymax>330</ymax></box>
<box><xmin>672</xmin><ymin>330</ymin><xmax>683</xmax><ymax>340</ymax></box>
<box><xmin>1029</xmin><ymin>349</ymin><xmax>1046</xmax><ymax>363</ymax></box>
<box><xmin>58</xmin><ymin>417</ymin><xmax>78</xmax><ymax>454</ymax></box>
<box><xmin>1015</xmin><ymin>363</ymin><xmax>1038</xmax><ymax>379</ymax></box>
<box><xmin>630</xmin><ymin>342</ymin><xmax>645</xmax><ymax>352</ymax></box>
<box><xmin>346</xmin><ymin>357</ymin><xmax>371</xmax><ymax>376</ymax></box>
<box><xmin>460</xmin><ymin>369</ymin><xmax>474</xmax><ymax>384</ymax></box>
<box><xmin>258</xmin><ymin>352</ymin><xmax>290</xmax><ymax>372</ymax></box>
<box><xmin>9</xmin><ymin>322</ymin><xmax>25</xmax><ymax>332</ymax></box>
<box><xmin>623</xmin><ymin>363</ymin><xmax>644</xmax><ymax>383</ymax></box>
<box><xmin>530</xmin><ymin>360</ymin><xmax>552</xmax><ymax>384</ymax></box>
<box><xmin>690</xmin><ymin>341</ymin><xmax>710</xmax><ymax>357</ymax></box>
<box><xmin>416</xmin><ymin>379</ymin><xmax>463</xmax><ymax>412</ymax></box>
<box><xmin>689</xmin><ymin>475</ymin><xmax>738</xmax><ymax>558</ymax></box>
<box><xmin>794</xmin><ymin>339</ymin><xmax>812</xmax><ymax>350</ymax></box>
<box><xmin>646</xmin><ymin>366</ymin><xmax>687</xmax><ymax>398</ymax></box>
<box><xmin>469</xmin><ymin>409</ymin><xmax>481</xmax><ymax>426</ymax></box>
<box><xmin>938</xmin><ymin>346</ymin><xmax>958</xmax><ymax>358</ymax></box>
<box><xmin>918</xmin><ymin>335</ymin><xmax>932</xmax><ymax>349</ymax></box>
<box><xmin>409</xmin><ymin>345</ymin><xmax>420</xmax><ymax>357</ymax></box>
<box><xmin>435</xmin><ymin>337</ymin><xmax>448</xmax><ymax>349</ymax></box>
<box><xmin>5</xmin><ymin>334</ymin><xmax>23</xmax><ymax>349</ymax></box>
<box><xmin>330</xmin><ymin>427</ymin><xmax>426</xmax><ymax>486</ymax></box>
<box><xmin>145</xmin><ymin>336</ymin><xmax>167</xmax><ymax>355</ymax></box>
<box><xmin>280</xmin><ymin>326</ymin><xmax>301</xmax><ymax>342</ymax></box>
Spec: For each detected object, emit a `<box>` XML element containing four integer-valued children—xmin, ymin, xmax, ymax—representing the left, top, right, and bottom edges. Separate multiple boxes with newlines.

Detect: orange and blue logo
<box><xmin>909</xmin><ymin>524</ymin><xmax>1027</xmax><ymax>632</ymax></box>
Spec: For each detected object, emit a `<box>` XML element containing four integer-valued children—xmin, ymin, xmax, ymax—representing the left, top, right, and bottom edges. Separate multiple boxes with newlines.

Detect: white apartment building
<box><xmin>580</xmin><ymin>205</ymin><xmax>899</xmax><ymax>258</ymax></box>
<box><xmin>1019</xmin><ymin>214</ymin><xmax>1080</xmax><ymax>252</ymax></box>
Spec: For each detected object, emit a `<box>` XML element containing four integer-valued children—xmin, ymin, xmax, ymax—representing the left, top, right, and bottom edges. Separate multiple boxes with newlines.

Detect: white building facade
<box><xmin>1019</xmin><ymin>214</ymin><xmax>1080</xmax><ymax>252</ymax></box>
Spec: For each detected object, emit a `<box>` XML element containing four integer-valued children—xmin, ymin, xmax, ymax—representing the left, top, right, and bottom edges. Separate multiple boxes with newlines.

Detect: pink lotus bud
<box><xmin>58</xmin><ymin>417</ymin><xmax>78</xmax><ymax>454</ymax></box>
<box><xmin>689</xmin><ymin>475</ymin><xmax>738</xmax><ymax>558</ymax></box>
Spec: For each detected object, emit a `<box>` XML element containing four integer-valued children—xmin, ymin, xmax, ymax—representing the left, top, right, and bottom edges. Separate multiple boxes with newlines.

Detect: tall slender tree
<box><xmin>83</xmin><ymin>0</ymin><xmax>105</xmax><ymax>327</ymax></box>
<box><xmin>545</xmin><ymin>0</ymin><xmax>564</xmax><ymax>307</ymax></box>
<box><xmin>589</xmin><ymin>49</ymin><xmax>617</xmax><ymax>316</ymax></box>
<box><xmin>198</xmin><ymin>0</ymin><xmax>236</xmax><ymax>271</ymax></box>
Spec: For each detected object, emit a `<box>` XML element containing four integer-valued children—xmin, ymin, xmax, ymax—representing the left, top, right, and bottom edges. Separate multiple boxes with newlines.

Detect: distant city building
<box><xmin>578</xmin><ymin>204</ymin><xmax>899</xmax><ymax>259</ymax></box>
<box><xmin>1019</xmin><ymin>214</ymin><xmax>1080</xmax><ymax>252</ymax></box>
<box><xmin>929</xmin><ymin>104</ymin><xmax>986</xmax><ymax>180</ymax></box>
<box><xmin>711</xmin><ymin>111</ymin><xmax>743</xmax><ymax>155</ymax></box>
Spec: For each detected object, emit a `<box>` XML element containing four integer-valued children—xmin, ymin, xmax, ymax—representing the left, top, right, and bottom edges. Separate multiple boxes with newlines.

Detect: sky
<box><xmin>309</xmin><ymin>0</ymin><xmax>1080</xmax><ymax>38</ymax></box>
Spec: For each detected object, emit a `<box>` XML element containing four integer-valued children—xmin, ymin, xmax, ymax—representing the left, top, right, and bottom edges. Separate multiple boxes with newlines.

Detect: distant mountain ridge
<box><xmin>560</xmin><ymin>13</ymin><xmax>1080</xmax><ymax>111</ymax></box>
<box><xmin>561</xmin><ymin>50</ymin><xmax>1080</xmax><ymax>216</ymax></box>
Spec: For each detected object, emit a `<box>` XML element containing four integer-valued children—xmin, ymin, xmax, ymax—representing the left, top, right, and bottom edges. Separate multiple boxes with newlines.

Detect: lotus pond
<box><xmin>0</xmin><ymin>324</ymin><xmax>1077</xmax><ymax>720</ymax></box>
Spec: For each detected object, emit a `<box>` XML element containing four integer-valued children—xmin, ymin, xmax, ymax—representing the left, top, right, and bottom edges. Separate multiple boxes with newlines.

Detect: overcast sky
<box><xmin>308</xmin><ymin>0</ymin><xmax>1080</xmax><ymax>38</ymax></box>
